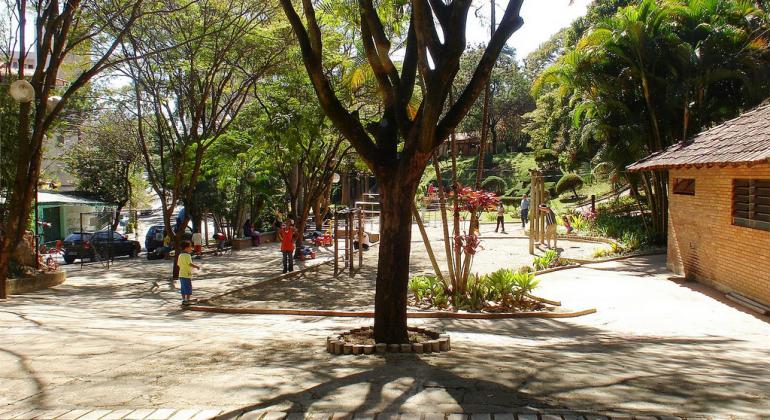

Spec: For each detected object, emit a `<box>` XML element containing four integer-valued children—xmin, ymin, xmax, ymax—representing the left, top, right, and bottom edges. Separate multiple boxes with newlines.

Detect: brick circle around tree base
<box><xmin>326</xmin><ymin>326</ymin><xmax>450</xmax><ymax>355</ymax></box>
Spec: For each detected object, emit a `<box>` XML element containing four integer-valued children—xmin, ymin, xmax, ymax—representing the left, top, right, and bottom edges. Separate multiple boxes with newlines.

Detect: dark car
<box><xmin>62</xmin><ymin>231</ymin><xmax>141</xmax><ymax>264</ymax></box>
<box><xmin>144</xmin><ymin>224</ymin><xmax>193</xmax><ymax>253</ymax></box>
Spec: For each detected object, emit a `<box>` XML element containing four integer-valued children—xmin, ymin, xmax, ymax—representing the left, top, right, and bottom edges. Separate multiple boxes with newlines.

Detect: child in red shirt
<box><xmin>278</xmin><ymin>220</ymin><xmax>298</xmax><ymax>273</ymax></box>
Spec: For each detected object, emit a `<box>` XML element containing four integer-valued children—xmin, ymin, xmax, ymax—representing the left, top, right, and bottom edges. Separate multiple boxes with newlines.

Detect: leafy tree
<box><xmin>0</xmin><ymin>0</ymin><xmax>154</xmax><ymax>297</ymax></box>
<box><xmin>122</xmin><ymin>0</ymin><xmax>286</xmax><ymax>270</ymax></box>
<box><xmin>281</xmin><ymin>0</ymin><xmax>526</xmax><ymax>343</ymax></box>
<box><xmin>456</xmin><ymin>46</ymin><xmax>534</xmax><ymax>153</ymax></box>
<box><xmin>534</xmin><ymin>148</ymin><xmax>559</xmax><ymax>169</ymax></box>
<box><xmin>66</xmin><ymin>108</ymin><xmax>143</xmax><ymax>230</ymax></box>
<box><xmin>531</xmin><ymin>0</ymin><xmax>770</xmax><ymax>241</ymax></box>
<box><xmin>556</xmin><ymin>173</ymin><xmax>584</xmax><ymax>198</ymax></box>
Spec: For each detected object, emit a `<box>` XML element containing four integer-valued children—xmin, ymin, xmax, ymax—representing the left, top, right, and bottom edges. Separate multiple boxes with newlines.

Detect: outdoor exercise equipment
<box><xmin>332</xmin><ymin>207</ymin><xmax>368</xmax><ymax>277</ymax></box>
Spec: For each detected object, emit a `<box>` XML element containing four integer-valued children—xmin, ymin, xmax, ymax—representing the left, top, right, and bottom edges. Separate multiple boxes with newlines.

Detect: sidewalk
<box><xmin>1</xmin><ymin>252</ymin><xmax>768</xmax><ymax>417</ymax></box>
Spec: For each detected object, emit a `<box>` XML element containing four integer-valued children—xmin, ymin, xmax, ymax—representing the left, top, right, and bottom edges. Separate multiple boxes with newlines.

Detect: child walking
<box><xmin>177</xmin><ymin>240</ymin><xmax>200</xmax><ymax>305</ymax></box>
<box><xmin>278</xmin><ymin>220</ymin><xmax>298</xmax><ymax>273</ymax></box>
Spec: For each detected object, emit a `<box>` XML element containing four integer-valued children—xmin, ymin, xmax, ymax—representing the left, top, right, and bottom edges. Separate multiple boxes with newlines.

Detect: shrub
<box><xmin>534</xmin><ymin>149</ymin><xmax>559</xmax><ymax>167</ymax></box>
<box><xmin>481</xmin><ymin>176</ymin><xmax>508</xmax><ymax>195</ymax></box>
<box><xmin>511</xmin><ymin>271</ymin><xmax>540</xmax><ymax>299</ymax></box>
<box><xmin>500</xmin><ymin>196</ymin><xmax>518</xmax><ymax>207</ymax></box>
<box><xmin>569</xmin><ymin>213</ymin><xmax>589</xmax><ymax>232</ymax></box>
<box><xmin>482</xmin><ymin>268</ymin><xmax>541</xmax><ymax>304</ymax></box>
<box><xmin>533</xmin><ymin>250</ymin><xmax>559</xmax><ymax>271</ymax></box>
<box><xmin>464</xmin><ymin>274</ymin><xmax>488</xmax><ymax>310</ymax></box>
<box><xmin>409</xmin><ymin>275</ymin><xmax>448</xmax><ymax>307</ymax></box>
<box><xmin>556</xmin><ymin>173</ymin><xmax>584</xmax><ymax>198</ymax></box>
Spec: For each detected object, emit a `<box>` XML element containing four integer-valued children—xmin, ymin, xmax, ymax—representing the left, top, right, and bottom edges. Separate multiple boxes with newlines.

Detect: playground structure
<box><xmin>329</xmin><ymin>193</ymin><xmax>380</xmax><ymax>276</ymax></box>
<box><xmin>528</xmin><ymin>169</ymin><xmax>547</xmax><ymax>254</ymax></box>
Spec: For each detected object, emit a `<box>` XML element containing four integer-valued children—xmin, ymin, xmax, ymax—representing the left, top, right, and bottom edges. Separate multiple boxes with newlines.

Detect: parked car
<box><xmin>62</xmin><ymin>231</ymin><xmax>141</xmax><ymax>264</ymax></box>
<box><xmin>144</xmin><ymin>224</ymin><xmax>193</xmax><ymax>254</ymax></box>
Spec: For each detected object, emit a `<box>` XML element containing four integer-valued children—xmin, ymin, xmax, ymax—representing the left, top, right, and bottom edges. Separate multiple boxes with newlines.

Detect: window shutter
<box><xmin>733</xmin><ymin>179</ymin><xmax>770</xmax><ymax>231</ymax></box>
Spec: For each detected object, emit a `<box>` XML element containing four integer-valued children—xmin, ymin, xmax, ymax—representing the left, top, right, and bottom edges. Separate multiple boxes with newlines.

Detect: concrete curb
<box><xmin>186</xmin><ymin>305</ymin><xmax>596</xmax><ymax>319</ymax></box>
<box><xmin>563</xmin><ymin>250</ymin><xmax>666</xmax><ymax>265</ymax></box>
<box><xmin>9</xmin><ymin>270</ymin><xmax>66</xmax><ymax>295</ymax></box>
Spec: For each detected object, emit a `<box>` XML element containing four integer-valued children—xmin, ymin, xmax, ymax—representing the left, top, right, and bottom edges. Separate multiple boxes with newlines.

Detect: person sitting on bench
<box><xmin>243</xmin><ymin>219</ymin><xmax>261</xmax><ymax>246</ymax></box>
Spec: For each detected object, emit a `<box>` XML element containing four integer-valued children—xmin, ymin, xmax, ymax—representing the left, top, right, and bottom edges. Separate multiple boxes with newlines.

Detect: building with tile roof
<box><xmin>628</xmin><ymin>102</ymin><xmax>770</xmax><ymax>308</ymax></box>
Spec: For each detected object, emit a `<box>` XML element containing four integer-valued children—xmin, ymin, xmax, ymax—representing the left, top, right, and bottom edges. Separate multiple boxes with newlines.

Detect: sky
<box><xmin>466</xmin><ymin>0</ymin><xmax>592</xmax><ymax>59</ymax></box>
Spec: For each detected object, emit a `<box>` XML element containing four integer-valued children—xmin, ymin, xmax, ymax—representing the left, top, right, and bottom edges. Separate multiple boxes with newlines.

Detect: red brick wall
<box><xmin>668</xmin><ymin>164</ymin><xmax>770</xmax><ymax>306</ymax></box>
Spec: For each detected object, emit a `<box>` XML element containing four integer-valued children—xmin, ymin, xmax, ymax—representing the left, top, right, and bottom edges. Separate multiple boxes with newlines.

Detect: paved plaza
<box><xmin>1</xmin><ymin>231</ymin><xmax>769</xmax><ymax>419</ymax></box>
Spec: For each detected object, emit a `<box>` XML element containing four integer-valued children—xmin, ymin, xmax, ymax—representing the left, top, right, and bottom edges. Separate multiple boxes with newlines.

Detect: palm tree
<box><xmin>531</xmin><ymin>0</ymin><xmax>770</xmax><ymax>242</ymax></box>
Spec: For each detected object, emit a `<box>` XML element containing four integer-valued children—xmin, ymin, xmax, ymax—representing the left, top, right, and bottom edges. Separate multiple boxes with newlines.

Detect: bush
<box><xmin>410</xmin><ymin>268</ymin><xmax>541</xmax><ymax>310</ymax></box>
<box><xmin>534</xmin><ymin>149</ymin><xmax>559</xmax><ymax>167</ymax></box>
<box><xmin>568</xmin><ymin>213</ymin><xmax>589</xmax><ymax>232</ymax></box>
<box><xmin>500</xmin><ymin>196</ymin><xmax>518</xmax><ymax>207</ymax></box>
<box><xmin>533</xmin><ymin>250</ymin><xmax>559</xmax><ymax>271</ymax></box>
<box><xmin>481</xmin><ymin>176</ymin><xmax>508</xmax><ymax>195</ymax></box>
<box><xmin>556</xmin><ymin>173</ymin><xmax>584</xmax><ymax>198</ymax></box>
<box><xmin>408</xmin><ymin>275</ymin><xmax>448</xmax><ymax>308</ymax></box>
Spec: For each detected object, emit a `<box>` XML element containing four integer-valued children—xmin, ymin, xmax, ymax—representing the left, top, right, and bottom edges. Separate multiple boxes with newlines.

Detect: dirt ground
<box><xmin>208</xmin><ymin>223</ymin><xmax>611</xmax><ymax>311</ymax></box>
<box><xmin>1</xmin><ymin>233</ymin><xmax>769</xmax><ymax>417</ymax></box>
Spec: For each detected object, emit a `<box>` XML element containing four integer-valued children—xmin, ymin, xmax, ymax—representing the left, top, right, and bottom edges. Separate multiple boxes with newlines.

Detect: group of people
<box><xmin>493</xmin><ymin>193</ymin><xmax>568</xmax><ymax>249</ymax></box>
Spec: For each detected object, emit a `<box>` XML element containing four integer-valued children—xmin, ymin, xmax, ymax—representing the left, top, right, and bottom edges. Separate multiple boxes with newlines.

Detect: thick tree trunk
<box><xmin>373</xmin><ymin>175</ymin><xmax>418</xmax><ymax>344</ymax></box>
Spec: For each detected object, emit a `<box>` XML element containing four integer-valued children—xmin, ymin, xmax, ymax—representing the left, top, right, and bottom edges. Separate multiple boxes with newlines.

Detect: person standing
<box><xmin>177</xmin><ymin>240</ymin><xmax>200</xmax><ymax>306</ymax></box>
<box><xmin>494</xmin><ymin>202</ymin><xmax>506</xmax><ymax>233</ymax></box>
<box><xmin>539</xmin><ymin>202</ymin><xmax>558</xmax><ymax>249</ymax></box>
<box><xmin>278</xmin><ymin>220</ymin><xmax>298</xmax><ymax>273</ymax></box>
<box><xmin>191</xmin><ymin>230</ymin><xmax>203</xmax><ymax>259</ymax></box>
<box><xmin>520</xmin><ymin>194</ymin><xmax>530</xmax><ymax>228</ymax></box>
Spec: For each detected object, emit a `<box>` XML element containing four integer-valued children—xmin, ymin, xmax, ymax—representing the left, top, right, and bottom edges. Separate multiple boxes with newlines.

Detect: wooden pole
<box><xmin>348</xmin><ymin>211</ymin><xmax>354</xmax><ymax>276</ymax></box>
<box><xmin>333</xmin><ymin>210</ymin><xmax>339</xmax><ymax>276</ymax></box>
<box><xmin>358</xmin><ymin>208</ymin><xmax>363</xmax><ymax>268</ymax></box>
<box><xmin>529</xmin><ymin>170</ymin><xmax>535</xmax><ymax>255</ymax></box>
<box><xmin>539</xmin><ymin>175</ymin><xmax>545</xmax><ymax>244</ymax></box>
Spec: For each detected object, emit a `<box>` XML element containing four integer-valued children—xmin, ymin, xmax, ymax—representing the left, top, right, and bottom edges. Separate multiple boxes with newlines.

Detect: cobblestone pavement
<box><xmin>1</xmin><ymin>241</ymin><xmax>769</xmax><ymax>418</ymax></box>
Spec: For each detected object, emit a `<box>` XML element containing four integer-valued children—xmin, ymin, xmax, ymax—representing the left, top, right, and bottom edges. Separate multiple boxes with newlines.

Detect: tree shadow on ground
<box><xmin>204</xmin><ymin>317</ymin><xmax>770</xmax><ymax>418</ymax></box>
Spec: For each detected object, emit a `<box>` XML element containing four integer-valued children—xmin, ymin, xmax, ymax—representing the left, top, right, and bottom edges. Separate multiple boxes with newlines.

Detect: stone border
<box><xmin>326</xmin><ymin>326</ymin><xmax>450</xmax><ymax>355</ymax></box>
<box><xmin>9</xmin><ymin>270</ymin><xmax>66</xmax><ymax>295</ymax></box>
<box><xmin>186</xmin><ymin>304</ymin><xmax>596</xmax><ymax>319</ymax></box>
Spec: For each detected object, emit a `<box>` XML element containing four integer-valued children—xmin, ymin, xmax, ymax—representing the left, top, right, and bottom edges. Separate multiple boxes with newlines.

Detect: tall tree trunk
<box><xmin>373</xmin><ymin>175</ymin><xmax>418</xmax><ymax>344</ymax></box>
<box><xmin>0</xmin><ymin>103</ymin><xmax>37</xmax><ymax>299</ymax></box>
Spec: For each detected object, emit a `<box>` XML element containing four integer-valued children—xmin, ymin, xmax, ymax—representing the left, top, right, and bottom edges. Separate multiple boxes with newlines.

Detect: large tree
<box><xmin>122</xmin><ymin>0</ymin><xmax>286</xmax><ymax>269</ymax></box>
<box><xmin>280</xmin><ymin>0</ymin><xmax>525</xmax><ymax>343</ymax></box>
<box><xmin>0</xmin><ymin>0</ymin><xmax>154</xmax><ymax>298</ymax></box>
<box><xmin>532</xmin><ymin>0</ymin><xmax>770</xmax><ymax>240</ymax></box>
<box><xmin>66</xmin><ymin>107</ymin><xmax>143</xmax><ymax>230</ymax></box>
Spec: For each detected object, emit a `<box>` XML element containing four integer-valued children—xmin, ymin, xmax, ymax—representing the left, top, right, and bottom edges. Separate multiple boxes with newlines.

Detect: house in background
<box><xmin>628</xmin><ymin>103</ymin><xmax>770</xmax><ymax>309</ymax></box>
<box><xmin>436</xmin><ymin>133</ymin><xmax>493</xmax><ymax>157</ymax></box>
<box><xmin>37</xmin><ymin>191</ymin><xmax>110</xmax><ymax>245</ymax></box>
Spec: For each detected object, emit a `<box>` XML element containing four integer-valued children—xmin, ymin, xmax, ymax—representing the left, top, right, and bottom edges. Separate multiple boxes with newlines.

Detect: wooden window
<box><xmin>733</xmin><ymin>179</ymin><xmax>770</xmax><ymax>232</ymax></box>
<box><xmin>673</xmin><ymin>178</ymin><xmax>695</xmax><ymax>195</ymax></box>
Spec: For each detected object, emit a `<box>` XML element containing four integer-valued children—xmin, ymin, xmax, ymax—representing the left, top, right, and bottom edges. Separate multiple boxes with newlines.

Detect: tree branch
<box><xmin>436</xmin><ymin>0</ymin><xmax>524</xmax><ymax>146</ymax></box>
